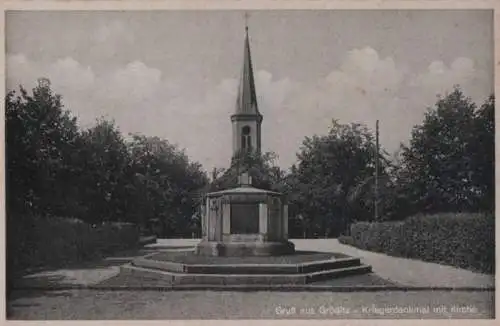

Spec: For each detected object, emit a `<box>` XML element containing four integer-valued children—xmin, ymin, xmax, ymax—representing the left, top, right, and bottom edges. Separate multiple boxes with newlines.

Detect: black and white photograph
<box><xmin>4</xmin><ymin>3</ymin><xmax>496</xmax><ymax>320</ymax></box>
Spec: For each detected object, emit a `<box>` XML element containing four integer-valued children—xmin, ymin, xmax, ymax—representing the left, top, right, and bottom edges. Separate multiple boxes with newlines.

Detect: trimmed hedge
<box><xmin>7</xmin><ymin>214</ymin><xmax>140</xmax><ymax>284</ymax></box>
<box><xmin>343</xmin><ymin>213</ymin><xmax>494</xmax><ymax>274</ymax></box>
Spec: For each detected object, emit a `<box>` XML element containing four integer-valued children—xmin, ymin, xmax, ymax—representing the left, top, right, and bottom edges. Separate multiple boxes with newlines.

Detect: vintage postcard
<box><xmin>2</xmin><ymin>0</ymin><xmax>497</xmax><ymax>322</ymax></box>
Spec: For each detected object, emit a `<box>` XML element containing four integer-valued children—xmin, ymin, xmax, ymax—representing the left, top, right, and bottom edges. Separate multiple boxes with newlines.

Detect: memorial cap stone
<box><xmin>238</xmin><ymin>172</ymin><xmax>252</xmax><ymax>187</ymax></box>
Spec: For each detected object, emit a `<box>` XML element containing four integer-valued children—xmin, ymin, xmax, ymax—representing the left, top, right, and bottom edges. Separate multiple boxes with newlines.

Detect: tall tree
<box><xmin>399</xmin><ymin>87</ymin><xmax>491</xmax><ymax>214</ymax></box>
<box><xmin>471</xmin><ymin>95</ymin><xmax>494</xmax><ymax>212</ymax></box>
<box><xmin>126</xmin><ymin>135</ymin><xmax>208</xmax><ymax>236</ymax></box>
<box><xmin>6</xmin><ymin>78</ymin><xmax>82</xmax><ymax>216</ymax></box>
<box><xmin>78</xmin><ymin>119</ymin><xmax>130</xmax><ymax>223</ymax></box>
<box><xmin>286</xmin><ymin>120</ymin><xmax>388</xmax><ymax>237</ymax></box>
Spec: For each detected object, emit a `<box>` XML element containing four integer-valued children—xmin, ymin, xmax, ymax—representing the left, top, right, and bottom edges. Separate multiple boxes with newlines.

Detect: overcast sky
<box><xmin>6</xmin><ymin>10</ymin><xmax>494</xmax><ymax>171</ymax></box>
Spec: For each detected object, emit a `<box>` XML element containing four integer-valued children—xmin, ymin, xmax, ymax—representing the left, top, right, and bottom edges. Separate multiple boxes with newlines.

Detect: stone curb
<box><xmin>131</xmin><ymin>256</ymin><xmax>363</xmax><ymax>275</ymax></box>
<box><xmin>143</xmin><ymin>246</ymin><xmax>194</xmax><ymax>250</ymax></box>
<box><xmin>122</xmin><ymin>262</ymin><xmax>373</xmax><ymax>285</ymax></box>
<box><xmin>10</xmin><ymin>284</ymin><xmax>495</xmax><ymax>292</ymax></box>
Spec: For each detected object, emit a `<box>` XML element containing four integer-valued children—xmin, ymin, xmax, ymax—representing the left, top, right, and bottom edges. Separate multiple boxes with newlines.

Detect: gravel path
<box><xmin>7</xmin><ymin>289</ymin><xmax>494</xmax><ymax>319</ymax></box>
<box><xmin>292</xmin><ymin>239</ymin><xmax>495</xmax><ymax>288</ymax></box>
<box><xmin>16</xmin><ymin>249</ymin><xmax>153</xmax><ymax>288</ymax></box>
<box><xmin>153</xmin><ymin>239</ymin><xmax>495</xmax><ymax>288</ymax></box>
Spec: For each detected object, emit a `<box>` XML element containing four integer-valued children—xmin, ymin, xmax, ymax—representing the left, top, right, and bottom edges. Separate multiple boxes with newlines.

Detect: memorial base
<box><xmin>194</xmin><ymin>239</ymin><xmax>295</xmax><ymax>257</ymax></box>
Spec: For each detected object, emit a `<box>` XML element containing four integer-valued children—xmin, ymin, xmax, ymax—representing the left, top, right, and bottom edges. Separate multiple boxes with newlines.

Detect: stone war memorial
<box><xmin>122</xmin><ymin>24</ymin><xmax>372</xmax><ymax>287</ymax></box>
<box><xmin>195</xmin><ymin>171</ymin><xmax>295</xmax><ymax>257</ymax></box>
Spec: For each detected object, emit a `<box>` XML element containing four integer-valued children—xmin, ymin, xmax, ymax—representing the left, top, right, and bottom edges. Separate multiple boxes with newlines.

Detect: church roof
<box><xmin>234</xmin><ymin>26</ymin><xmax>262</xmax><ymax>118</ymax></box>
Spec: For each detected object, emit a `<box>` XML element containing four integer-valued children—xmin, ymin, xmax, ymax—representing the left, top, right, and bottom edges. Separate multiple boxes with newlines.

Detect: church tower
<box><xmin>231</xmin><ymin>23</ymin><xmax>263</xmax><ymax>158</ymax></box>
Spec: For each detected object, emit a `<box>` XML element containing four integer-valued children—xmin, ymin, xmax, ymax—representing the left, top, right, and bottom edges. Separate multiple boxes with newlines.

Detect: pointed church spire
<box><xmin>231</xmin><ymin>14</ymin><xmax>263</xmax><ymax>158</ymax></box>
<box><xmin>234</xmin><ymin>17</ymin><xmax>262</xmax><ymax>119</ymax></box>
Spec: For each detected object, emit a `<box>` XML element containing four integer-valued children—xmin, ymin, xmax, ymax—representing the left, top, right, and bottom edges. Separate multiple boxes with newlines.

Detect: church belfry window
<box><xmin>241</xmin><ymin>126</ymin><xmax>252</xmax><ymax>150</ymax></box>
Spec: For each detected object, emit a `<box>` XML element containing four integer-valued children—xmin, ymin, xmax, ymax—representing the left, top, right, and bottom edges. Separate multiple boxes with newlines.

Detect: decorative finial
<box><xmin>238</xmin><ymin>172</ymin><xmax>252</xmax><ymax>187</ymax></box>
<box><xmin>37</xmin><ymin>77</ymin><xmax>51</xmax><ymax>89</ymax></box>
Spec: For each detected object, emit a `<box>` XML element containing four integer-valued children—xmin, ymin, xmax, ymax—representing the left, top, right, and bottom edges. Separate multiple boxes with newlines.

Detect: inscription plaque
<box><xmin>230</xmin><ymin>203</ymin><xmax>259</xmax><ymax>234</ymax></box>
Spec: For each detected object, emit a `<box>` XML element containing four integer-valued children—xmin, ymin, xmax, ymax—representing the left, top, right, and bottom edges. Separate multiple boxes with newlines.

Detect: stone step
<box><xmin>132</xmin><ymin>256</ymin><xmax>362</xmax><ymax>275</ymax></box>
<box><xmin>119</xmin><ymin>263</ymin><xmax>372</xmax><ymax>285</ymax></box>
<box><xmin>301</xmin><ymin>257</ymin><xmax>362</xmax><ymax>274</ymax></box>
<box><xmin>306</xmin><ymin>264</ymin><xmax>373</xmax><ymax>283</ymax></box>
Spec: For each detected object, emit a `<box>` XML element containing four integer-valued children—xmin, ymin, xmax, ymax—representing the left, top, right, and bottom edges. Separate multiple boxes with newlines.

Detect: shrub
<box><xmin>347</xmin><ymin>213</ymin><xmax>494</xmax><ymax>274</ymax></box>
<box><xmin>6</xmin><ymin>214</ymin><xmax>140</xmax><ymax>290</ymax></box>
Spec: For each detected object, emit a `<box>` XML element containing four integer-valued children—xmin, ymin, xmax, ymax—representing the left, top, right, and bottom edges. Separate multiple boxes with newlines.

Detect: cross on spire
<box><xmin>244</xmin><ymin>12</ymin><xmax>249</xmax><ymax>32</ymax></box>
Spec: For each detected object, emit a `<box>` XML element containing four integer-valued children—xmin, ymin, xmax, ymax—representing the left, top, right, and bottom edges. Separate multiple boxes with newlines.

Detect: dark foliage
<box><xmin>6</xmin><ymin>80</ymin><xmax>209</xmax><ymax>236</ymax></box>
<box><xmin>345</xmin><ymin>213</ymin><xmax>494</xmax><ymax>274</ymax></box>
